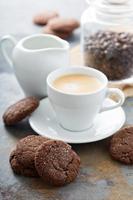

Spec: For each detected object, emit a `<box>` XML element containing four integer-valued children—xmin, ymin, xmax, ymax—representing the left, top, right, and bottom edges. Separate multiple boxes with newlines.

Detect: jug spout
<box><xmin>47</xmin><ymin>34</ymin><xmax>70</xmax><ymax>51</ymax></box>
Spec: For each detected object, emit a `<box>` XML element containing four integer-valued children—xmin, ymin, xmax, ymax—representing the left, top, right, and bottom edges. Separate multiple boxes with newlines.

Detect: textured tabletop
<box><xmin>0</xmin><ymin>0</ymin><xmax>133</xmax><ymax>200</ymax></box>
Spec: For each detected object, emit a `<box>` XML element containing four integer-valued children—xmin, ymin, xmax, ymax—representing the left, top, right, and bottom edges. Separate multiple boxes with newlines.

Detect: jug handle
<box><xmin>0</xmin><ymin>35</ymin><xmax>17</xmax><ymax>67</ymax></box>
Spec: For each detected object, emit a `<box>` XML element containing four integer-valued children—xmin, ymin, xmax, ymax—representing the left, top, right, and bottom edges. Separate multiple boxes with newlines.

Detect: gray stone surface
<box><xmin>0</xmin><ymin>0</ymin><xmax>133</xmax><ymax>200</ymax></box>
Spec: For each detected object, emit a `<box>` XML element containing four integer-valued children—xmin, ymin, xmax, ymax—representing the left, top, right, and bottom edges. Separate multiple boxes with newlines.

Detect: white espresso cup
<box><xmin>47</xmin><ymin>66</ymin><xmax>125</xmax><ymax>131</ymax></box>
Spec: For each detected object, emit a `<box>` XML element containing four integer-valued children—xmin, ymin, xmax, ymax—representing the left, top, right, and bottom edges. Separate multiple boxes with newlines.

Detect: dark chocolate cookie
<box><xmin>48</xmin><ymin>18</ymin><xmax>80</xmax><ymax>32</ymax></box>
<box><xmin>35</xmin><ymin>140</ymin><xmax>80</xmax><ymax>186</ymax></box>
<box><xmin>42</xmin><ymin>26</ymin><xmax>71</xmax><ymax>39</ymax></box>
<box><xmin>33</xmin><ymin>11</ymin><xmax>59</xmax><ymax>25</ymax></box>
<box><xmin>16</xmin><ymin>135</ymin><xmax>49</xmax><ymax>170</ymax></box>
<box><xmin>9</xmin><ymin>149</ymin><xmax>38</xmax><ymax>177</ymax></box>
<box><xmin>3</xmin><ymin>97</ymin><xmax>39</xmax><ymax>125</ymax></box>
<box><xmin>110</xmin><ymin>126</ymin><xmax>133</xmax><ymax>164</ymax></box>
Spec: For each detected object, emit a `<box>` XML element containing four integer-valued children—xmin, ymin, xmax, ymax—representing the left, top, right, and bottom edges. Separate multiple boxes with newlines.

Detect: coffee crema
<box><xmin>53</xmin><ymin>74</ymin><xmax>103</xmax><ymax>94</ymax></box>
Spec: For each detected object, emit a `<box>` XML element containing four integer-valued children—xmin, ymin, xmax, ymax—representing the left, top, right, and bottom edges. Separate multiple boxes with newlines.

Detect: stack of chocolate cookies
<box><xmin>3</xmin><ymin>97</ymin><xmax>133</xmax><ymax>188</ymax></box>
<box><xmin>43</xmin><ymin>18</ymin><xmax>80</xmax><ymax>39</ymax></box>
<box><xmin>2</xmin><ymin>97</ymin><xmax>80</xmax><ymax>186</ymax></box>
<box><xmin>33</xmin><ymin>10</ymin><xmax>80</xmax><ymax>39</ymax></box>
<box><xmin>10</xmin><ymin>135</ymin><xmax>81</xmax><ymax>186</ymax></box>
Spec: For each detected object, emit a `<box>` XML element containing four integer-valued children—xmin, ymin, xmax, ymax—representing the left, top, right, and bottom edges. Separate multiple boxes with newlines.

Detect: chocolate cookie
<box><xmin>35</xmin><ymin>140</ymin><xmax>80</xmax><ymax>186</ymax></box>
<box><xmin>110</xmin><ymin>126</ymin><xmax>133</xmax><ymax>164</ymax></box>
<box><xmin>9</xmin><ymin>149</ymin><xmax>38</xmax><ymax>177</ymax></box>
<box><xmin>42</xmin><ymin>26</ymin><xmax>71</xmax><ymax>39</ymax></box>
<box><xmin>16</xmin><ymin>135</ymin><xmax>49</xmax><ymax>171</ymax></box>
<box><xmin>3</xmin><ymin>97</ymin><xmax>39</xmax><ymax>125</ymax></box>
<box><xmin>48</xmin><ymin>18</ymin><xmax>80</xmax><ymax>32</ymax></box>
<box><xmin>33</xmin><ymin>11</ymin><xmax>59</xmax><ymax>25</ymax></box>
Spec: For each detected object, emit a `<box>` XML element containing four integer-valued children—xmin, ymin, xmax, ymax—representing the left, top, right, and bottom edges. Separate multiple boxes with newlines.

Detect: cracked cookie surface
<box><xmin>10</xmin><ymin>149</ymin><xmax>39</xmax><ymax>177</ymax></box>
<box><xmin>16</xmin><ymin>135</ymin><xmax>49</xmax><ymax>170</ymax></box>
<box><xmin>42</xmin><ymin>26</ymin><xmax>71</xmax><ymax>39</ymax></box>
<box><xmin>48</xmin><ymin>18</ymin><xmax>80</xmax><ymax>32</ymax></box>
<box><xmin>3</xmin><ymin>97</ymin><xmax>39</xmax><ymax>125</ymax></box>
<box><xmin>110</xmin><ymin>126</ymin><xmax>133</xmax><ymax>164</ymax></box>
<box><xmin>35</xmin><ymin>140</ymin><xmax>80</xmax><ymax>186</ymax></box>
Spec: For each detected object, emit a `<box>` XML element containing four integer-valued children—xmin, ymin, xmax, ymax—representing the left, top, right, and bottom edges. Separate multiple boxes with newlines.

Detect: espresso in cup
<box><xmin>47</xmin><ymin>66</ymin><xmax>125</xmax><ymax>131</ymax></box>
<box><xmin>53</xmin><ymin>74</ymin><xmax>103</xmax><ymax>94</ymax></box>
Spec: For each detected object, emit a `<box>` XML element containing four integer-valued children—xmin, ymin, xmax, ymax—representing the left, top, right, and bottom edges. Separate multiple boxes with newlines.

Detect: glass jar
<box><xmin>81</xmin><ymin>0</ymin><xmax>133</xmax><ymax>80</ymax></box>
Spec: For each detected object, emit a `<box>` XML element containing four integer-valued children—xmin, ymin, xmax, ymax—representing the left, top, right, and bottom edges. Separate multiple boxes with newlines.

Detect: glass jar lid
<box><xmin>86</xmin><ymin>0</ymin><xmax>133</xmax><ymax>15</ymax></box>
<box><xmin>107</xmin><ymin>0</ymin><xmax>128</xmax><ymax>4</ymax></box>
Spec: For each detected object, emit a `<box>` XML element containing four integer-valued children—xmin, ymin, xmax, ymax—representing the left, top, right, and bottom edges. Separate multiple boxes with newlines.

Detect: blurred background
<box><xmin>0</xmin><ymin>0</ymin><xmax>86</xmax><ymax>45</ymax></box>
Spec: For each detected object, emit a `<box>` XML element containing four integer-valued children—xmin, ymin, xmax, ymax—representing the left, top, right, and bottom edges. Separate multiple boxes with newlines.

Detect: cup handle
<box><xmin>100</xmin><ymin>88</ymin><xmax>125</xmax><ymax>112</ymax></box>
<box><xmin>0</xmin><ymin>35</ymin><xmax>17</xmax><ymax>67</ymax></box>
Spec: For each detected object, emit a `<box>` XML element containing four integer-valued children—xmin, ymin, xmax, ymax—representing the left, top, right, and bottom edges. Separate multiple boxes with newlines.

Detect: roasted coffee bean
<box><xmin>83</xmin><ymin>31</ymin><xmax>133</xmax><ymax>80</ymax></box>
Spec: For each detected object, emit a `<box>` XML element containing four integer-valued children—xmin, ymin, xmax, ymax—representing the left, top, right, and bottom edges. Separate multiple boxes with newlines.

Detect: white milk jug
<box><xmin>0</xmin><ymin>34</ymin><xmax>70</xmax><ymax>98</ymax></box>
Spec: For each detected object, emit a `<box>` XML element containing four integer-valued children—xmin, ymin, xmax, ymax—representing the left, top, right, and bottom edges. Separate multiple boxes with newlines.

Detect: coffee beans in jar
<box><xmin>83</xmin><ymin>31</ymin><xmax>133</xmax><ymax>80</ymax></box>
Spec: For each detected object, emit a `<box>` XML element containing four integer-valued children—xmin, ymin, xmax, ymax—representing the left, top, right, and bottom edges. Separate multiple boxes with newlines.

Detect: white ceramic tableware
<box><xmin>0</xmin><ymin>34</ymin><xmax>70</xmax><ymax>98</ymax></box>
<box><xmin>29</xmin><ymin>98</ymin><xmax>125</xmax><ymax>143</ymax></box>
<box><xmin>47</xmin><ymin>66</ymin><xmax>125</xmax><ymax>131</ymax></box>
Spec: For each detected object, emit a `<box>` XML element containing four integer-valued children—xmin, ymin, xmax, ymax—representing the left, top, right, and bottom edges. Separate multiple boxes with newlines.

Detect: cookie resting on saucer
<box><xmin>35</xmin><ymin>140</ymin><xmax>81</xmax><ymax>186</ymax></box>
<box><xmin>110</xmin><ymin>126</ymin><xmax>133</xmax><ymax>164</ymax></box>
<box><xmin>3</xmin><ymin>97</ymin><xmax>39</xmax><ymax>125</ymax></box>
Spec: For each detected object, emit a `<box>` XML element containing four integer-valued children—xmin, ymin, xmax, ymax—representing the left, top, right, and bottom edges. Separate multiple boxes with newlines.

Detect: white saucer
<box><xmin>29</xmin><ymin>98</ymin><xmax>126</xmax><ymax>144</ymax></box>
